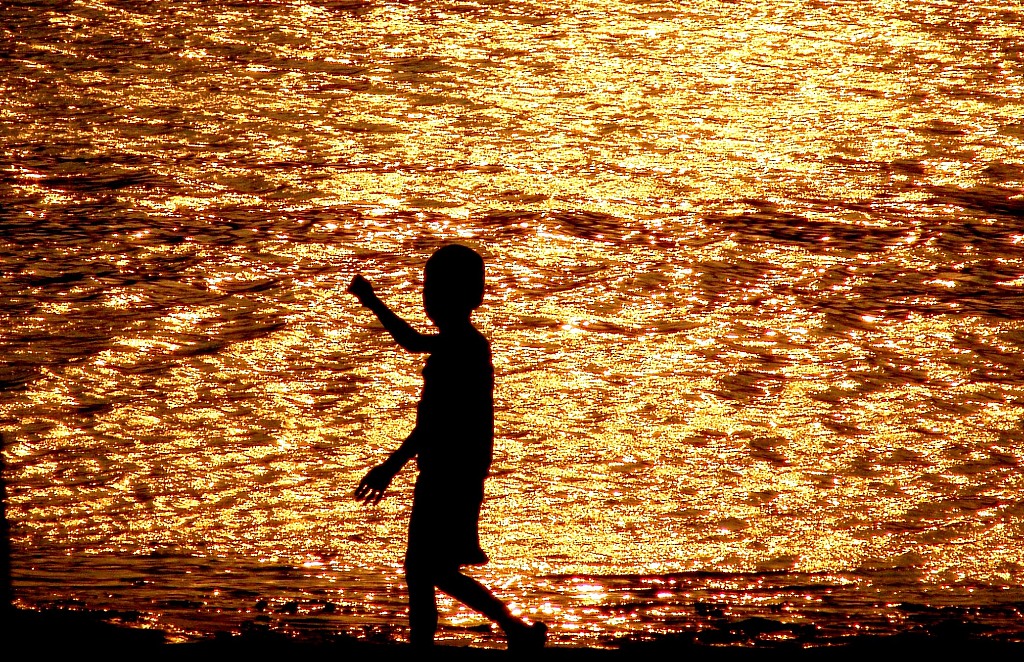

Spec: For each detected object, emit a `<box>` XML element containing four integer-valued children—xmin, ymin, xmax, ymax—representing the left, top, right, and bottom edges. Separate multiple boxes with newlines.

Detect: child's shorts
<box><xmin>405</xmin><ymin>473</ymin><xmax>488</xmax><ymax>570</ymax></box>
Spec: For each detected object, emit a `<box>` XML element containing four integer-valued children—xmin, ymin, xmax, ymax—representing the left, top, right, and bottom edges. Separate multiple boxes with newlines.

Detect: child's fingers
<box><xmin>359</xmin><ymin>490</ymin><xmax>382</xmax><ymax>505</ymax></box>
<box><xmin>354</xmin><ymin>480</ymin><xmax>384</xmax><ymax>504</ymax></box>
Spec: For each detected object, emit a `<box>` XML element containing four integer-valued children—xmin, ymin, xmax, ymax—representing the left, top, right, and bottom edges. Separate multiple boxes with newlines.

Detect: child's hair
<box><xmin>425</xmin><ymin>244</ymin><xmax>485</xmax><ymax>313</ymax></box>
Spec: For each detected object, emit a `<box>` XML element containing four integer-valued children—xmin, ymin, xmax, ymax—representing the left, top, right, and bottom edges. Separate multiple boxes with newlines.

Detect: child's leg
<box><xmin>434</xmin><ymin>568</ymin><xmax>524</xmax><ymax>635</ymax></box>
<box><xmin>405</xmin><ymin>566</ymin><xmax>438</xmax><ymax>647</ymax></box>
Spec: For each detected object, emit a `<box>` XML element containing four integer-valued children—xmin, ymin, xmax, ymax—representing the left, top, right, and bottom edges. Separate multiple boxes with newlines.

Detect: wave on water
<box><xmin>3</xmin><ymin>0</ymin><xmax>1024</xmax><ymax>649</ymax></box>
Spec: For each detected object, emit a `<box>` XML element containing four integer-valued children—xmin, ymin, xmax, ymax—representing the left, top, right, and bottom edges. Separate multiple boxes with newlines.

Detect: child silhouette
<box><xmin>349</xmin><ymin>244</ymin><xmax>547</xmax><ymax>650</ymax></box>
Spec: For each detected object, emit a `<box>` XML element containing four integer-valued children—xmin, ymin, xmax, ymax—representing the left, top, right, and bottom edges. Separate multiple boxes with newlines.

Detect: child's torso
<box><xmin>416</xmin><ymin>328</ymin><xmax>494</xmax><ymax>481</ymax></box>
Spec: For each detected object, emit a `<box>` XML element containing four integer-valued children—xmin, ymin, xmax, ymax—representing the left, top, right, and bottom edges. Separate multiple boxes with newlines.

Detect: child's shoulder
<box><xmin>466</xmin><ymin>327</ymin><xmax>491</xmax><ymax>352</ymax></box>
<box><xmin>468</xmin><ymin>326</ymin><xmax>489</xmax><ymax>349</ymax></box>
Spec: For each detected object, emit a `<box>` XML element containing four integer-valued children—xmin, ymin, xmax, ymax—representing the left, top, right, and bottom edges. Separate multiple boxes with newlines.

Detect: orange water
<box><xmin>2</xmin><ymin>0</ymin><xmax>1024</xmax><ymax>647</ymax></box>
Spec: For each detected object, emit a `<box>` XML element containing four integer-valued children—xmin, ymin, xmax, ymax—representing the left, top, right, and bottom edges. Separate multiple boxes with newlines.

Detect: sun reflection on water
<box><xmin>2</xmin><ymin>0</ymin><xmax>1024</xmax><ymax>648</ymax></box>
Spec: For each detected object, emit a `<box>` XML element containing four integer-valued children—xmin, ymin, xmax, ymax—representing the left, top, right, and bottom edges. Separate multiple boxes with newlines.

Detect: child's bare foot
<box><xmin>507</xmin><ymin>620</ymin><xmax>547</xmax><ymax>652</ymax></box>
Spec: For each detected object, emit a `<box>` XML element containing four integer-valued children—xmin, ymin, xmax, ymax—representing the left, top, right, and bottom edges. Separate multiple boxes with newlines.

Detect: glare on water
<box><xmin>1</xmin><ymin>0</ymin><xmax>1024</xmax><ymax>647</ymax></box>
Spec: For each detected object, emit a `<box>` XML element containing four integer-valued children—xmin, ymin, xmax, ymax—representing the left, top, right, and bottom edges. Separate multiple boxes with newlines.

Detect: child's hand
<box><xmin>348</xmin><ymin>275</ymin><xmax>375</xmax><ymax>306</ymax></box>
<box><xmin>354</xmin><ymin>462</ymin><xmax>397</xmax><ymax>505</ymax></box>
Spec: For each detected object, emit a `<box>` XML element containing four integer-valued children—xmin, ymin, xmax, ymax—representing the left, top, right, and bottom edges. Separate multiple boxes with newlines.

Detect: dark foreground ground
<box><xmin>3</xmin><ymin>608</ymin><xmax>1022</xmax><ymax>661</ymax></box>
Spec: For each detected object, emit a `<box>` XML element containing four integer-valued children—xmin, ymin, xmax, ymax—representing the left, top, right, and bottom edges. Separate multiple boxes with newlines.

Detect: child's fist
<box><xmin>348</xmin><ymin>275</ymin><xmax>374</xmax><ymax>305</ymax></box>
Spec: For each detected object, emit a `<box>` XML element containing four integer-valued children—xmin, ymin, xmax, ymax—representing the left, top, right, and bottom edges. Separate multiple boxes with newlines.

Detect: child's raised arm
<box><xmin>348</xmin><ymin>275</ymin><xmax>435</xmax><ymax>353</ymax></box>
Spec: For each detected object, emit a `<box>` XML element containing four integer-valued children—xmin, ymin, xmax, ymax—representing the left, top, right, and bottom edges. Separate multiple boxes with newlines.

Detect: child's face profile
<box><xmin>422</xmin><ymin>276</ymin><xmax>443</xmax><ymax>324</ymax></box>
<box><xmin>422</xmin><ymin>274</ymin><xmax>465</xmax><ymax>328</ymax></box>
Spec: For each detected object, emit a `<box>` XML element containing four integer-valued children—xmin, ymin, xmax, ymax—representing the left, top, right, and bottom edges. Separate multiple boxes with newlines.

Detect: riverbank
<box><xmin>3</xmin><ymin>607</ymin><xmax>1022</xmax><ymax>660</ymax></box>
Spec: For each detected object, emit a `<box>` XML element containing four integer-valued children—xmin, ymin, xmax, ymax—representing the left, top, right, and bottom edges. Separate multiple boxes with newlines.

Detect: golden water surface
<box><xmin>2</xmin><ymin>0</ymin><xmax>1024</xmax><ymax>647</ymax></box>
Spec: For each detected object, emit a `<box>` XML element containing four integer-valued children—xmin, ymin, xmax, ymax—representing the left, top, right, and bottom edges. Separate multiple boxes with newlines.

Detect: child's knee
<box><xmin>406</xmin><ymin>558</ymin><xmax>458</xmax><ymax>582</ymax></box>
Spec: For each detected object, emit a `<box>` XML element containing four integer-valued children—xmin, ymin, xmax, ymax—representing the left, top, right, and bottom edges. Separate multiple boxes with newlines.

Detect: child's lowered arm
<box><xmin>354</xmin><ymin>427</ymin><xmax>422</xmax><ymax>504</ymax></box>
<box><xmin>348</xmin><ymin>275</ymin><xmax>435</xmax><ymax>353</ymax></box>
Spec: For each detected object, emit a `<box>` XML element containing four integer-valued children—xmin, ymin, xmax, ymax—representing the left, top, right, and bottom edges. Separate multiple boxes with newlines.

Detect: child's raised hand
<box><xmin>354</xmin><ymin>462</ymin><xmax>397</xmax><ymax>505</ymax></box>
<box><xmin>348</xmin><ymin>275</ymin><xmax>375</xmax><ymax>306</ymax></box>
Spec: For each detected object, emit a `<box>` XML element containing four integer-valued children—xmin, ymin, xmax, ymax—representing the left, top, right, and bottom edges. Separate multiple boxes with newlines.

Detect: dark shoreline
<box><xmin>4</xmin><ymin>607</ymin><xmax>1022</xmax><ymax>660</ymax></box>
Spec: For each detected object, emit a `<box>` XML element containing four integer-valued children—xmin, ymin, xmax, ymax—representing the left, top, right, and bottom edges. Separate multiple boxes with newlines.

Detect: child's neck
<box><xmin>434</xmin><ymin>316</ymin><xmax>473</xmax><ymax>335</ymax></box>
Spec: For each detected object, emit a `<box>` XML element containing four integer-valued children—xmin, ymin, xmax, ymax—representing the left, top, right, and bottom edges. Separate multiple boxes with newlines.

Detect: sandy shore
<box><xmin>3</xmin><ymin>607</ymin><xmax>1022</xmax><ymax>660</ymax></box>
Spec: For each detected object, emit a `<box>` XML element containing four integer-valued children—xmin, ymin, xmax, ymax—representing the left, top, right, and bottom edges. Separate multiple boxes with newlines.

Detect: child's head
<box><xmin>423</xmin><ymin>244</ymin><xmax>484</xmax><ymax>326</ymax></box>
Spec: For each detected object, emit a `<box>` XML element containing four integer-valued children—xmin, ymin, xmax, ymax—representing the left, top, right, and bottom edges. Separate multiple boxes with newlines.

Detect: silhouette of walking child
<box><xmin>348</xmin><ymin>244</ymin><xmax>547</xmax><ymax>650</ymax></box>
